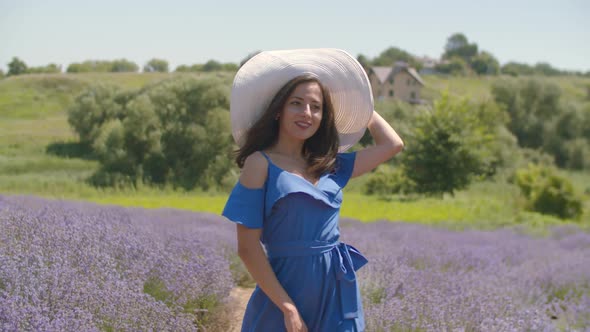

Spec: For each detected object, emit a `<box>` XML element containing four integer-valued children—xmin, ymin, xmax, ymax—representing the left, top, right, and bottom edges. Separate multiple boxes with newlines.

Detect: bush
<box><xmin>67</xmin><ymin>84</ymin><xmax>127</xmax><ymax>146</ymax></box>
<box><xmin>400</xmin><ymin>93</ymin><xmax>504</xmax><ymax>196</ymax></box>
<box><xmin>69</xmin><ymin>76</ymin><xmax>234</xmax><ymax>190</ymax></box>
<box><xmin>363</xmin><ymin>164</ymin><xmax>413</xmax><ymax>196</ymax></box>
<box><xmin>144</xmin><ymin>58</ymin><xmax>169</xmax><ymax>73</ymax></box>
<box><xmin>515</xmin><ymin>164</ymin><xmax>583</xmax><ymax>220</ymax></box>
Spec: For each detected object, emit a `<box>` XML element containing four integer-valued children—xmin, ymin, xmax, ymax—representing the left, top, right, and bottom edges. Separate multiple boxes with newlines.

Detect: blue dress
<box><xmin>222</xmin><ymin>151</ymin><xmax>368</xmax><ymax>332</ymax></box>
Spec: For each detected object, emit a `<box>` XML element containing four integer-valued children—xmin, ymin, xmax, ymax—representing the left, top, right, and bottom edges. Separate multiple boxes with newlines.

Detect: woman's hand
<box><xmin>283</xmin><ymin>305</ymin><xmax>308</xmax><ymax>332</ymax></box>
<box><xmin>351</xmin><ymin>110</ymin><xmax>404</xmax><ymax>178</ymax></box>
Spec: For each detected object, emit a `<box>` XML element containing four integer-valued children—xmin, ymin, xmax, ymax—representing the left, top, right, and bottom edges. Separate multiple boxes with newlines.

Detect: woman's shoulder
<box><xmin>239</xmin><ymin>151</ymin><xmax>269</xmax><ymax>189</ymax></box>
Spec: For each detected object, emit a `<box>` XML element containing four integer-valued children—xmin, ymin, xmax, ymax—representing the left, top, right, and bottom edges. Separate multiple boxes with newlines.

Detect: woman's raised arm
<box><xmin>351</xmin><ymin>111</ymin><xmax>404</xmax><ymax>178</ymax></box>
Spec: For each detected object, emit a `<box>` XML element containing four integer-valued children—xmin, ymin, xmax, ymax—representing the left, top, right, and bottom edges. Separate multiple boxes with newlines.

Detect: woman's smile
<box><xmin>278</xmin><ymin>81</ymin><xmax>324</xmax><ymax>142</ymax></box>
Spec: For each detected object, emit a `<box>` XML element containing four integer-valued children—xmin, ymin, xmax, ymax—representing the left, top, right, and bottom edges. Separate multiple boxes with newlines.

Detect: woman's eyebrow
<box><xmin>290</xmin><ymin>95</ymin><xmax>322</xmax><ymax>104</ymax></box>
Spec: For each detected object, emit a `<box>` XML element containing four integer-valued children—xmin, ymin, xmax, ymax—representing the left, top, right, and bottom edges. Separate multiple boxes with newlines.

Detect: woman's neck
<box><xmin>270</xmin><ymin>135</ymin><xmax>305</xmax><ymax>158</ymax></box>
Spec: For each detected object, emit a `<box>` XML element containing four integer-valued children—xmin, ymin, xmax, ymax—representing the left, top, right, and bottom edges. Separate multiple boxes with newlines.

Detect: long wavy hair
<box><xmin>235</xmin><ymin>74</ymin><xmax>340</xmax><ymax>177</ymax></box>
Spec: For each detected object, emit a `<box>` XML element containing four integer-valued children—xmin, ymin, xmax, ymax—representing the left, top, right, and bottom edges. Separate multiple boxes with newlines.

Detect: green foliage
<box><xmin>68</xmin><ymin>76</ymin><xmax>233</xmax><ymax>190</ymax></box>
<box><xmin>110</xmin><ymin>59</ymin><xmax>139</xmax><ymax>72</ymax></box>
<box><xmin>363</xmin><ymin>164</ymin><xmax>413</xmax><ymax>196</ymax></box>
<box><xmin>66</xmin><ymin>59</ymin><xmax>138</xmax><ymax>73</ymax></box>
<box><xmin>175</xmin><ymin>64</ymin><xmax>204</xmax><ymax>72</ymax></box>
<box><xmin>202</xmin><ymin>60</ymin><xmax>222</xmax><ymax>72</ymax></box>
<box><xmin>371</xmin><ymin>47</ymin><xmax>422</xmax><ymax>70</ymax></box>
<box><xmin>501</xmin><ymin>61</ymin><xmax>573</xmax><ymax>77</ymax></box>
<box><xmin>501</xmin><ymin>62</ymin><xmax>536</xmax><ymax>76</ymax></box>
<box><xmin>493</xmin><ymin>78</ymin><xmax>590</xmax><ymax>170</ymax></box>
<box><xmin>443</xmin><ymin>33</ymin><xmax>478</xmax><ymax>61</ymax></box>
<box><xmin>435</xmin><ymin>57</ymin><xmax>471</xmax><ymax>76</ymax></box>
<box><xmin>492</xmin><ymin>78</ymin><xmax>561</xmax><ymax>149</ymax></box>
<box><xmin>400</xmin><ymin>93</ymin><xmax>503</xmax><ymax>196</ymax></box>
<box><xmin>0</xmin><ymin>69</ymin><xmax>4</xmax><ymax>79</ymax></box>
<box><xmin>67</xmin><ymin>83</ymin><xmax>127</xmax><ymax>145</ymax></box>
<box><xmin>534</xmin><ymin>62</ymin><xmax>561</xmax><ymax>76</ymax></box>
<box><xmin>515</xmin><ymin>164</ymin><xmax>584</xmax><ymax>220</ymax></box>
<box><xmin>175</xmin><ymin>61</ymin><xmax>236</xmax><ymax>72</ymax></box>
<box><xmin>8</xmin><ymin>57</ymin><xmax>27</xmax><ymax>76</ymax></box>
<box><xmin>222</xmin><ymin>63</ymin><xmax>238</xmax><ymax>71</ymax></box>
<box><xmin>362</xmin><ymin>99</ymin><xmax>417</xmax><ymax>147</ymax></box>
<box><xmin>143</xmin><ymin>58</ymin><xmax>169</xmax><ymax>72</ymax></box>
<box><xmin>563</xmin><ymin>138</ymin><xmax>590</xmax><ymax>170</ymax></box>
<box><xmin>27</xmin><ymin>63</ymin><xmax>62</xmax><ymax>74</ymax></box>
<box><xmin>470</xmin><ymin>51</ymin><xmax>500</xmax><ymax>75</ymax></box>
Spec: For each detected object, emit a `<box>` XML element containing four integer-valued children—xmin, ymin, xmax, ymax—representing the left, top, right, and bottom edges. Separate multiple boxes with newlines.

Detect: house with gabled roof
<box><xmin>367</xmin><ymin>61</ymin><xmax>424</xmax><ymax>104</ymax></box>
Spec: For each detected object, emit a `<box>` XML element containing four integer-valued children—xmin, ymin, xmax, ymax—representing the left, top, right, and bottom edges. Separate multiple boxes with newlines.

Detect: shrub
<box><xmin>515</xmin><ymin>164</ymin><xmax>584</xmax><ymax>220</ymax></box>
<box><xmin>69</xmin><ymin>76</ymin><xmax>234</xmax><ymax>190</ymax></box>
<box><xmin>67</xmin><ymin>84</ymin><xmax>127</xmax><ymax>146</ymax></box>
<box><xmin>400</xmin><ymin>93</ymin><xmax>503</xmax><ymax>196</ymax></box>
<box><xmin>363</xmin><ymin>164</ymin><xmax>413</xmax><ymax>196</ymax></box>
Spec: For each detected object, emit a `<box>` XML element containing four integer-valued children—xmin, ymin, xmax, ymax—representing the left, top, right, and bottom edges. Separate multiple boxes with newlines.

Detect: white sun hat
<box><xmin>230</xmin><ymin>48</ymin><xmax>374</xmax><ymax>152</ymax></box>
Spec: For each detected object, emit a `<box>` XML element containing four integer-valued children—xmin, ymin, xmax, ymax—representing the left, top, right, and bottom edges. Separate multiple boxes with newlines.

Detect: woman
<box><xmin>222</xmin><ymin>49</ymin><xmax>404</xmax><ymax>332</ymax></box>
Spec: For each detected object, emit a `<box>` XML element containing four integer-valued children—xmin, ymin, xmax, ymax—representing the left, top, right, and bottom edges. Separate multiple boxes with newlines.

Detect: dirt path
<box><xmin>228</xmin><ymin>286</ymin><xmax>254</xmax><ymax>332</ymax></box>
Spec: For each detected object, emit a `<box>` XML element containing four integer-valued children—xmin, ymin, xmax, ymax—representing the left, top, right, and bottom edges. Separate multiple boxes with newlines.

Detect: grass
<box><xmin>1</xmin><ymin>72</ymin><xmax>589</xmax><ymax>231</ymax></box>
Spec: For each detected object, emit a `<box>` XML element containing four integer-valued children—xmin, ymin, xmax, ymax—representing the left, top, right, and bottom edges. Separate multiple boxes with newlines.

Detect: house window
<box><xmin>389</xmin><ymin>90</ymin><xmax>394</xmax><ymax>97</ymax></box>
<box><xmin>389</xmin><ymin>78</ymin><xmax>394</xmax><ymax>84</ymax></box>
<box><xmin>411</xmin><ymin>91</ymin><xmax>416</xmax><ymax>99</ymax></box>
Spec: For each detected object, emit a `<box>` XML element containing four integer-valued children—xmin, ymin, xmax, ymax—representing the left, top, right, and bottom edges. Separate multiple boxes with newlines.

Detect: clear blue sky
<box><xmin>1</xmin><ymin>0</ymin><xmax>589</xmax><ymax>72</ymax></box>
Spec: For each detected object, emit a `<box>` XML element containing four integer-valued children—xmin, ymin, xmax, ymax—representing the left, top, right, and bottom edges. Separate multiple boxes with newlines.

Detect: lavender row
<box><xmin>0</xmin><ymin>195</ymin><xmax>235</xmax><ymax>331</ymax></box>
<box><xmin>340</xmin><ymin>220</ymin><xmax>590</xmax><ymax>331</ymax></box>
<box><xmin>1</xmin><ymin>195</ymin><xmax>589</xmax><ymax>331</ymax></box>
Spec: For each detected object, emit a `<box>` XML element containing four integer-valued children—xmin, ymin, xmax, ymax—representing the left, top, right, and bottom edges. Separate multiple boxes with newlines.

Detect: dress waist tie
<box><xmin>264</xmin><ymin>240</ymin><xmax>368</xmax><ymax>319</ymax></box>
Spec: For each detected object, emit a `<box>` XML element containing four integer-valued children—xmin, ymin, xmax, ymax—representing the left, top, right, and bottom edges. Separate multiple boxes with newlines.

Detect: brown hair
<box><xmin>235</xmin><ymin>74</ymin><xmax>339</xmax><ymax>177</ymax></box>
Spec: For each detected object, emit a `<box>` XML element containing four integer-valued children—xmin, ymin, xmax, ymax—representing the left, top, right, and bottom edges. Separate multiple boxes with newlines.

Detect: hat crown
<box><xmin>231</xmin><ymin>48</ymin><xmax>374</xmax><ymax>152</ymax></box>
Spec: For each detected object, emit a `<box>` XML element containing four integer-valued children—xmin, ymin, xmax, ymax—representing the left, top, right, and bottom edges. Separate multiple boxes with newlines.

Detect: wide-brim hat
<box><xmin>230</xmin><ymin>48</ymin><xmax>374</xmax><ymax>152</ymax></box>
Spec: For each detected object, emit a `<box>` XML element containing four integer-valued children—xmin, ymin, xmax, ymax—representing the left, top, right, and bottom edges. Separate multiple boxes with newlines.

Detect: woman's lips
<box><xmin>295</xmin><ymin>121</ymin><xmax>311</xmax><ymax>129</ymax></box>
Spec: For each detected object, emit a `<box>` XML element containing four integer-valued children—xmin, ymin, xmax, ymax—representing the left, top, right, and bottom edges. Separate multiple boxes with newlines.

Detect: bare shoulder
<box><xmin>239</xmin><ymin>152</ymin><xmax>268</xmax><ymax>189</ymax></box>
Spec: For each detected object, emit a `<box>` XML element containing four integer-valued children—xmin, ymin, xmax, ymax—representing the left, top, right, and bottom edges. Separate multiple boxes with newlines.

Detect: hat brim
<box><xmin>230</xmin><ymin>48</ymin><xmax>374</xmax><ymax>152</ymax></box>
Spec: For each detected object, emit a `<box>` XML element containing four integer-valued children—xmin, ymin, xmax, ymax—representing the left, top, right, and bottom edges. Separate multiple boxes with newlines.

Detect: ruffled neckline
<box><xmin>265</xmin><ymin>159</ymin><xmax>329</xmax><ymax>189</ymax></box>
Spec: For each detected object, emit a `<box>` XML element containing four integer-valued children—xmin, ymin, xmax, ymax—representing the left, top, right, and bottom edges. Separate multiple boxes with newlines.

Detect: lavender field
<box><xmin>1</xmin><ymin>195</ymin><xmax>589</xmax><ymax>331</ymax></box>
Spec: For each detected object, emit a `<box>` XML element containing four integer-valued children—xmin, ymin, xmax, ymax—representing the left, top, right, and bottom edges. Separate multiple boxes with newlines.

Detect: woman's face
<box><xmin>278</xmin><ymin>81</ymin><xmax>324</xmax><ymax>142</ymax></box>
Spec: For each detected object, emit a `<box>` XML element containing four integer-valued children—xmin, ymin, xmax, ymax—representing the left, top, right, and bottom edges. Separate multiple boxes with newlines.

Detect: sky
<box><xmin>1</xmin><ymin>0</ymin><xmax>589</xmax><ymax>73</ymax></box>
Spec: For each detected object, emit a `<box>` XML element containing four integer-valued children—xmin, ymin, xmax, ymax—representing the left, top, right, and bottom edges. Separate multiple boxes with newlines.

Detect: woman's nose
<box><xmin>302</xmin><ymin>104</ymin><xmax>312</xmax><ymax>116</ymax></box>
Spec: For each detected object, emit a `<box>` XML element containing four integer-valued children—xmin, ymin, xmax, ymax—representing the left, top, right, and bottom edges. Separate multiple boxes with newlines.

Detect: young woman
<box><xmin>222</xmin><ymin>49</ymin><xmax>404</xmax><ymax>332</ymax></box>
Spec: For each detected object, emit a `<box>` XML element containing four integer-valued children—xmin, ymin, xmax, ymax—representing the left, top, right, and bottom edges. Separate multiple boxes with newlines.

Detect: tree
<box><xmin>501</xmin><ymin>62</ymin><xmax>535</xmax><ymax>76</ymax></box>
<box><xmin>435</xmin><ymin>57</ymin><xmax>470</xmax><ymax>76</ymax></box>
<box><xmin>222</xmin><ymin>63</ymin><xmax>238</xmax><ymax>71</ymax></box>
<box><xmin>444</xmin><ymin>33</ymin><xmax>468</xmax><ymax>52</ymax></box>
<box><xmin>7</xmin><ymin>57</ymin><xmax>27</xmax><ymax>76</ymax></box>
<box><xmin>143</xmin><ymin>58</ymin><xmax>169</xmax><ymax>72</ymax></box>
<box><xmin>202</xmin><ymin>60</ymin><xmax>222</xmax><ymax>72</ymax></box>
<box><xmin>400</xmin><ymin>93</ymin><xmax>501</xmax><ymax>196</ymax></box>
<box><xmin>74</xmin><ymin>76</ymin><xmax>234</xmax><ymax>190</ymax></box>
<box><xmin>0</xmin><ymin>69</ymin><xmax>4</xmax><ymax>79</ymax></box>
<box><xmin>534</xmin><ymin>62</ymin><xmax>560</xmax><ymax>76</ymax></box>
<box><xmin>372</xmin><ymin>47</ymin><xmax>422</xmax><ymax>70</ymax></box>
<box><xmin>27</xmin><ymin>63</ymin><xmax>62</xmax><ymax>74</ymax></box>
<box><xmin>443</xmin><ymin>33</ymin><xmax>478</xmax><ymax>61</ymax></box>
<box><xmin>67</xmin><ymin>84</ymin><xmax>126</xmax><ymax>145</ymax></box>
<box><xmin>111</xmin><ymin>59</ymin><xmax>139</xmax><ymax>72</ymax></box>
<box><xmin>470</xmin><ymin>51</ymin><xmax>500</xmax><ymax>75</ymax></box>
<box><xmin>175</xmin><ymin>65</ymin><xmax>191</xmax><ymax>72</ymax></box>
<box><xmin>492</xmin><ymin>78</ymin><xmax>561</xmax><ymax>150</ymax></box>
